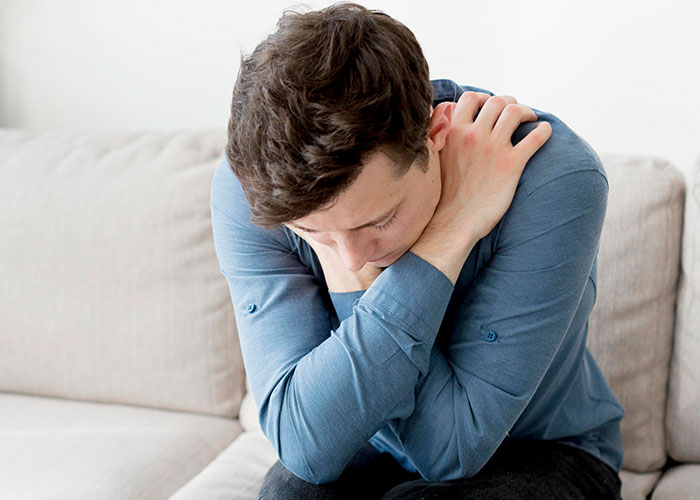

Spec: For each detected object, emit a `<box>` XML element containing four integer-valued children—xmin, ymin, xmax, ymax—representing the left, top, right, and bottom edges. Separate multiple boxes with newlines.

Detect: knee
<box><xmin>257</xmin><ymin>461</ymin><xmax>317</xmax><ymax>500</ymax></box>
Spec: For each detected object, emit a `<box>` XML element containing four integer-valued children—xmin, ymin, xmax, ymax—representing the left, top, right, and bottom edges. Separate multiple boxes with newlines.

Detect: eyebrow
<box><xmin>289</xmin><ymin>200</ymin><xmax>401</xmax><ymax>233</ymax></box>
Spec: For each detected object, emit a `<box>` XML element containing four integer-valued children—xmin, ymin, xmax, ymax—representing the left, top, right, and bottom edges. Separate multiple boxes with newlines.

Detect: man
<box><xmin>210</xmin><ymin>3</ymin><xmax>625</xmax><ymax>499</ymax></box>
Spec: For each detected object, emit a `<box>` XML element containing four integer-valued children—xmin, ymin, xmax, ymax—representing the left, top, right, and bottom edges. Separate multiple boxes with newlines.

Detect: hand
<box><xmin>284</xmin><ymin>224</ymin><xmax>383</xmax><ymax>293</ymax></box>
<box><xmin>431</xmin><ymin>92</ymin><xmax>552</xmax><ymax>244</ymax></box>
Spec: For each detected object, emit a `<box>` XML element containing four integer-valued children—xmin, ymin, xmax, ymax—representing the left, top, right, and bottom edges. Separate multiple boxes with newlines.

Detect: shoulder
<box><xmin>210</xmin><ymin>154</ymin><xmax>291</xmax><ymax>249</ymax></box>
<box><xmin>210</xmin><ymin>154</ymin><xmax>254</xmax><ymax>218</ymax></box>
<box><xmin>513</xmin><ymin>108</ymin><xmax>608</xmax><ymax>196</ymax></box>
<box><xmin>444</xmin><ymin>81</ymin><xmax>609</xmax><ymax>251</ymax></box>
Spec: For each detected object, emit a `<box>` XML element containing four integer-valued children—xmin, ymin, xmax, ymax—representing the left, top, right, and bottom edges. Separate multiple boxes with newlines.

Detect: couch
<box><xmin>0</xmin><ymin>127</ymin><xmax>697</xmax><ymax>500</ymax></box>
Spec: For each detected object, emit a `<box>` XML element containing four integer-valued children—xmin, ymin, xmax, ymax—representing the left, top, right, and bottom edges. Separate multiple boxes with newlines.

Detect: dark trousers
<box><xmin>257</xmin><ymin>439</ymin><xmax>622</xmax><ymax>499</ymax></box>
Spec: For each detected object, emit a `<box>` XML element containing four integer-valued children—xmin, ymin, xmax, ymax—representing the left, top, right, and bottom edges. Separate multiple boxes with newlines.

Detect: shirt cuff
<box><xmin>328</xmin><ymin>290</ymin><xmax>365</xmax><ymax>323</ymax></box>
<box><xmin>359</xmin><ymin>250</ymin><xmax>455</xmax><ymax>346</ymax></box>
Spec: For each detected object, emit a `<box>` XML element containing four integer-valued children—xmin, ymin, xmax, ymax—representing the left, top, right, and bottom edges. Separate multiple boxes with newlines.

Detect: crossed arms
<box><xmin>210</xmin><ymin>133</ymin><xmax>609</xmax><ymax>484</ymax></box>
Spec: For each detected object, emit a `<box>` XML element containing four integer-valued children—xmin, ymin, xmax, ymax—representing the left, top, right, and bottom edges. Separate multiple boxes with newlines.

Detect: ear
<box><xmin>427</xmin><ymin>101</ymin><xmax>455</xmax><ymax>152</ymax></box>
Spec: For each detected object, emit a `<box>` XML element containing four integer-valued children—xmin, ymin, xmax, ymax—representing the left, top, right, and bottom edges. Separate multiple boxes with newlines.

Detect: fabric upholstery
<box><xmin>170</xmin><ymin>430</ymin><xmax>277</xmax><ymax>500</ymax></box>
<box><xmin>666</xmin><ymin>156</ymin><xmax>700</xmax><ymax>462</ymax></box>
<box><xmin>650</xmin><ymin>464</ymin><xmax>700</xmax><ymax>499</ymax></box>
<box><xmin>0</xmin><ymin>129</ymin><xmax>245</xmax><ymax>417</ymax></box>
<box><xmin>0</xmin><ymin>391</ymin><xmax>242</xmax><ymax>499</ymax></box>
<box><xmin>589</xmin><ymin>154</ymin><xmax>684</xmax><ymax>471</ymax></box>
<box><xmin>619</xmin><ymin>470</ymin><xmax>664</xmax><ymax>500</ymax></box>
<box><xmin>239</xmin><ymin>376</ymin><xmax>259</xmax><ymax>433</ymax></box>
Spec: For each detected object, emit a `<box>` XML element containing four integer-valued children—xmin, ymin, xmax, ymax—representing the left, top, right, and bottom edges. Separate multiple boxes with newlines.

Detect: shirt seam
<box><xmin>497</xmin><ymin>169</ymin><xmax>607</xmax><ymax>236</ymax></box>
<box><xmin>524</xmin><ymin>169</ymin><xmax>608</xmax><ymax>199</ymax></box>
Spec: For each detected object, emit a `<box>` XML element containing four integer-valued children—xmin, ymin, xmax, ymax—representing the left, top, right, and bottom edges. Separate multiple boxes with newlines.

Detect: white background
<box><xmin>1</xmin><ymin>0</ymin><xmax>698</xmax><ymax>179</ymax></box>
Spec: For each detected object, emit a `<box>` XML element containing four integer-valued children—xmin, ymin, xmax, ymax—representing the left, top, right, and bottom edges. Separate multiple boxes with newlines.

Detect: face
<box><xmin>287</xmin><ymin>145</ymin><xmax>442</xmax><ymax>271</ymax></box>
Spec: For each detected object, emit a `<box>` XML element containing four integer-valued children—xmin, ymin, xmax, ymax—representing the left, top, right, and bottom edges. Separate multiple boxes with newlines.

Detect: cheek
<box><xmin>380</xmin><ymin>221</ymin><xmax>418</xmax><ymax>246</ymax></box>
<box><xmin>378</xmin><ymin>233</ymin><xmax>404</xmax><ymax>246</ymax></box>
<box><xmin>401</xmin><ymin>207</ymin><xmax>429</xmax><ymax>233</ymax></box>
<box><xmin>394</xmin><ymin>206</ymin><xmax>433</xmax><ymax>244</ymax></box>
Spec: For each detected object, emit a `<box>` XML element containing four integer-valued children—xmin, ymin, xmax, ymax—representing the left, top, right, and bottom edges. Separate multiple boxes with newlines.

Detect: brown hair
<box><xmin>225</xmin><ymin>2</ymin><xmax>433</xmax><ymax>229</ymax></box>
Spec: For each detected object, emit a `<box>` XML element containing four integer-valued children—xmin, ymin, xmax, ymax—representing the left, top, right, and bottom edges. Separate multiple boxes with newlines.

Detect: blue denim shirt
<box><xmin>210</xmin><ymin>79</ymin><xmax>625</xmax><ymax>485</ymax></box>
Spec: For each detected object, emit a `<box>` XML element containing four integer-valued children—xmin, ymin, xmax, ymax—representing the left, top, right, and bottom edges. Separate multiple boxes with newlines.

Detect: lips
<box><xmin>369</xmin><ymin>249</ymin><xmax>397</xmax><ymax>263</ymax></box>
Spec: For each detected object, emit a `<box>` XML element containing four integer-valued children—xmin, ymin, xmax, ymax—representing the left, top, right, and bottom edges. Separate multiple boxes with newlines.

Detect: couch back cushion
<box><xmin>666</xmin><ymin>157</ymin><xmax>700</xmax><ymax>462</ymax></box>
<box><xmin>589</xmin><ymin>154</ymin><xmax>684</xmax><ymax>472</ymax></box>
<box><xmin>0</xmin><ymin>129</ymin><xmax>245</xmax><ymax>417</ymax></box>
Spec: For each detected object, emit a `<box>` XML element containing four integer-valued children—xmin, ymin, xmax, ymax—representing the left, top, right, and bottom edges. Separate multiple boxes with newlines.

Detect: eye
<box><xmin>374</xmin><ymin>212</ymin><xmax>398</xmax><ymax>231</ymax></box>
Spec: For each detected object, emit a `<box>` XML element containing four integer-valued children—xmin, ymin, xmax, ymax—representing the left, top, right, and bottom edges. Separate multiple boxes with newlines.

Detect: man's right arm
<box><xmin>210</xmin><ymin>156</ymin><xmax>456</xmax><ymax>485</ymax></box>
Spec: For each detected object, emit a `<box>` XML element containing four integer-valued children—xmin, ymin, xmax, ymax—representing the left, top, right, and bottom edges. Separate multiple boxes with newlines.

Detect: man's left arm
<box><xmin>383</xmin><ymin>167</ymin><xmax>610</xmax><ymax>481</ymax></box>
<box><xmin>324</xmin><ymin>165</ymin><xmax>610</xmax><ymax>481</ymax></box>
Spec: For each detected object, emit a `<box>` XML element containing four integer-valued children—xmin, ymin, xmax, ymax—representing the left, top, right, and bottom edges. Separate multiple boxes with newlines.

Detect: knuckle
<box><xmin>502</xmin><ymin>103</ymin><xmax>521</xmax><ymax>116</ymax></box>
<box><xmin>504</xmin><ymin>103</ymin><xmax>535</xmax><ymax>122</ymax></box>
<box><xmin>465</xmin><ymin>91</ymin><xmax>486</xmax><ymax>102</ymax></box>
<box><xmin>462</xmin><ymin>126</ymin><xmax>481</xmax><ymax>144</ymax></box>
<box><xmin>488</xmin><ymin>95</ymin><xmax>508</xmax><ymax>107</ymax></box>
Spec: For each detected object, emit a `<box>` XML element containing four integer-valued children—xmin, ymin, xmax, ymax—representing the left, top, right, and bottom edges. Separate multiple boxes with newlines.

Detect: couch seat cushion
<box><xmin>0</xmin><ymin>392</ymin><xmax>241</xmax><ymax>500</ymax></box>
<box><xmin>650</xmin><ymin>464</ymin><xmax>700</xmax><ymax>499</ymax></box>
<box><xmin>619</xmin><ymin>469</ymin><xmax>663</xmax><ymax>500</ymax></box>
<box><xmin>171</xmin><ymin>429</ymin><xmax>277</xmax><ymax>500</ymax></box>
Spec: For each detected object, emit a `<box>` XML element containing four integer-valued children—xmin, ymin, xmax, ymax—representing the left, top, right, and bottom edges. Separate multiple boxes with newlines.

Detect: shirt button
<box><xmin>246</xmin><ymin>303</ymin><xmax>257</xmax><ymax>313</ymax></box>
<box><xmin>485</xmin><ymin>331</ymin><xmax>497</xmax><ymax>342</ymax></box>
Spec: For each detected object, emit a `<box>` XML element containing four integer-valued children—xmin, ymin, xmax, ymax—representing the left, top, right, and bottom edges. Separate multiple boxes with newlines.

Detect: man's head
<box><xmin>226</xmin><ymin>2</ymin><xmax>453</xmax><ymax>269</ymax></box>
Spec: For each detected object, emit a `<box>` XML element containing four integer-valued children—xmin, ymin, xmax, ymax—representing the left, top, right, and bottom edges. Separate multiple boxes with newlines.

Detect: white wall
<box><xmin>1</xmin><ymin>0</ymin><xmax>698</xmax><ymax>178</ymax></box>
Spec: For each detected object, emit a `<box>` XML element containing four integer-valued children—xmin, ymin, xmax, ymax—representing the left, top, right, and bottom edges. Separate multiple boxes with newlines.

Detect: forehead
<box><xmin>289</xmin><ymin>152</ymin><xmax>410</xmax><ymax>232</ymax></box>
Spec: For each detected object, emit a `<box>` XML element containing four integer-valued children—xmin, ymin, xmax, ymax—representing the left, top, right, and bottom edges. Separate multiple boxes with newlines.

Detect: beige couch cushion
<box><xmin>170</xmin><ymin>430</ymin><xmax>277</xmax><ymax>500</ymax></box>
<box><xmin>666</xmin><ymin>156</ymin><xmax>700</xmax><ymax>462</ymax></box>
<box><xmin>620</xmin><ymin>470</ymin><xmax>664</xmax><ymax>500</ymax></box>
<box><xmin>650</xmin><ymin>464</ymin><xmax>700</xmax><ymax>499</ymax></box>
<box><xmin>0</xmin><ymin>392</ymin><xmax>242</xmax><ymax>499</ymax></box>
<box><xmin>589</xmin><ymin>155</ymin><xmax>684</xmax><ymax>471</ymax></box>
<box><xmin>0</xmin><ymin>128</ymin><xmax>244</xmax><ymax>417</ymax></box>
<box><xmin>239</xmin><ymin>377</ymin><xmax>260</xmax><ymax>433</ymax></box>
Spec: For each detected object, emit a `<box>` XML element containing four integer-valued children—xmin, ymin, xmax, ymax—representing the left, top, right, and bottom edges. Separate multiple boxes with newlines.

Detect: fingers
<box><xmin>450</xmin><ymin>90</ymin><xmax>551</xmax><ymax>164</ymax></box>
<box><xmin>513</xmin><ymin>121</ymin><xmax>552</xmax><ymax>162</ymax></box>
<box><xmin>452</xmin><ymin>91</ymin><xmax>492</xmax><ymax>124</ymax></box>
<box><xmin>474</xmin><ymin>95</ymin><xmax>518</xmax><ymax>130</ymax></box>
<box><xmin>492</xmin><ymin>103</ymin><xmax>538</xmax><ymax>143</ymax></box>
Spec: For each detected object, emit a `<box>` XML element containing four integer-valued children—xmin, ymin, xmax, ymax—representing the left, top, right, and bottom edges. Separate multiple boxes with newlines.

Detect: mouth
<box><xmin>368</xmin><ymin>248</ymin><xmax>399</xmax><ymax>264</ymax></box>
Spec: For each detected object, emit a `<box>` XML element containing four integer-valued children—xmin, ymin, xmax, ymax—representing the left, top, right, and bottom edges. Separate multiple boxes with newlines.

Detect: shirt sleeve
<box><xmin>209</xmin><ymin>160</ymin><xmax>455</xmax><ymax>484</ymax></box>
<box><xmin>380</xmin><ymin>168</ymin><xmax>609</xmax><ymax>481</ymax></box>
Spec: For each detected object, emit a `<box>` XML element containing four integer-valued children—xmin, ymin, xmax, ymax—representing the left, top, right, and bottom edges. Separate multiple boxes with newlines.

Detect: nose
<box><xmin>333</xmin><ymin>232</ymin><xmax>374</xmax><ymax>271</ymax></box>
